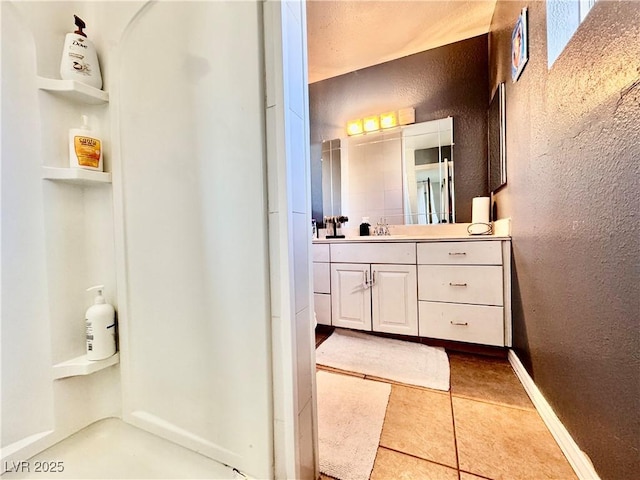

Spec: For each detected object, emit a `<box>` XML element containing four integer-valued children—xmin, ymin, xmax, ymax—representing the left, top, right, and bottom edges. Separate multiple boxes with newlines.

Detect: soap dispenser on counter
<box><xmin>359</xmin><ymin>217</ymin><xmax>371</xmax><ymax>236</ymax></box>
<box><xmin>85</xmin><ymin>285</ymin><xmax>116</xmax><ymax>361</ymax></box>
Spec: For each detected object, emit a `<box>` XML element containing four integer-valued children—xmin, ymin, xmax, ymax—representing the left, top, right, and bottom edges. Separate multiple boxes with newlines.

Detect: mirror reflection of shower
<box><xmin>321</xmin><ymin>139</ymin><xmax>342</xmax><ymax>217</ymax></box>
<box><xmin>403</xmin><ymin>117</ymin><xmax>455</xmax><ymax>224</ymax></box>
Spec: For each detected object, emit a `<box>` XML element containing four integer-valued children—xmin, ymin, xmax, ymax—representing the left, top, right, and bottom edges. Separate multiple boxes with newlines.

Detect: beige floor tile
<box><xmin>371</xmin><ymin>447</ymin><xmax>459</xmax><ymax>480</ymax></box>
<box><xmin>449</xmin><ymin>352</ymin><xmax>533</xmax><ymax>410</ymax></box>
<box><xmin>379</xmin><ymin>385</ymin><xmax>457</xmax><ymax>468</ymax></box>
<box><xmin>453</xmin><ymin>397</ymin><xmax>578</xmax><ymax>480</ymax></box>
<box><xmin>460</xmin><ymin>472</ymin><xmax>490</xmax><ymax>480</ymax></box>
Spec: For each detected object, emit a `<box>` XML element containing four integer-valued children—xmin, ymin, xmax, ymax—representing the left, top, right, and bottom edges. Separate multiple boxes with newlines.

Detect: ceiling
<box><xmin>306</xmin><ymin>0</ymin><xmax>498</xmax><ymax>83</ymax></box>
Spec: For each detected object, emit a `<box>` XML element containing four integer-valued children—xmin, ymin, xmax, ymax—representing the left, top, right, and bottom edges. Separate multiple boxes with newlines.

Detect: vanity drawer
<box><xmin>418</xmin><ymin>265</ymin><xmax>503</xmax><ymax>306</ymax></box>
<box><xmin>312</xmin><ymin>243</ymin><xmax>330</xmax><ymax>262</ymax></box>
<box><xmin>330</xmin><ymin>242</ymin><xmax>416</xmax><ymax>264</ymax></box>
<box><xmin>313</xmin><ymin>262</ymin><xmax>331</xmax><ymax>294</ymax></box>
<box><xmin>419</xmin><ymin>301</ymin><xmax>504</xmax><ymax>346</ymax></box>
<box><xmin>417</xmin><ymin>241</ymin><xmax>502</xmax><ymax>265</ymax></box>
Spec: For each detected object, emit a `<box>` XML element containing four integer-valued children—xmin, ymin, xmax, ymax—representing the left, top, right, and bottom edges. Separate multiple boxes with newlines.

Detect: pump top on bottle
<box><xmin>88</xmin><ymin>285</ymin><xmax>106</xmax><ymax>303</ymax></box>
<box><xmin>60</xmin><ymin>15</ymin><xmax>103</xmax><ymax>89</ymax></box>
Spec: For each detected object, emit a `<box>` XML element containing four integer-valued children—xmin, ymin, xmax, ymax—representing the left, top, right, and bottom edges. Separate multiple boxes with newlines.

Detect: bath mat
<box><xmin>316</xmin><ymin>329</ymin><xmax>450</xmax><ymax>391</ymax></box>
<box><xmin>316</xmin><ymin>370</ymin><xmax>391</xmax><ymax>480</ymax></box>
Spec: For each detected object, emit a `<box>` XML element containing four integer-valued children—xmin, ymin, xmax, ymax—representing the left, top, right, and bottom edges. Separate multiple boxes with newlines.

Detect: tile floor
<box><xmin>316</xmin><ymin>329</ymin><xmax>578</xmax><ymax>480</ymax></box>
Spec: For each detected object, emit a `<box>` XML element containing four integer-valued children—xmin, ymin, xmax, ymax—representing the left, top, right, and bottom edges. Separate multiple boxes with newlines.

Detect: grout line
<box><xmin>449</xmin><ymin>388</ymin><xmax>461</xmax><ymax>479</ymax></box>
<box><xmin>377</xmin><ymin>446</ymin><xmax>459</xmax><ymax>473</ymax></box>
<box><xmin>459</xmin><ymin>469</ymin><xmax>494</xmax><ymax>480</ymax></box>
<box><xmin>450</xmin><ymin>392</ymin><xmax>536</xmax><ymax>412</ymax></box>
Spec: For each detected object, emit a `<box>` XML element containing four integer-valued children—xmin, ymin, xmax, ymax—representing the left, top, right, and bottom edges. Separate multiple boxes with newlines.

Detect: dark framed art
<box><xmin>511</xmin><ymin>7</ymin><xmax>528</xmax><ymax>82</ymax></box>
<box><xmin>488</xmin><ymin>82</ymin><xmax>506</xmax><ymax>193</ymax></box>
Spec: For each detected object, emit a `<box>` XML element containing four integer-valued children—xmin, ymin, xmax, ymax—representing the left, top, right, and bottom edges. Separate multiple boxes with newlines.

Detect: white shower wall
<box><xmin>114</xmin><ymin>1</ymin><xmax>273</xmax><ymax>477</ymax></box>
<box><xmin>1</xmin><ymin>1</ymin><xmax>314</xmax><ymax>478</ymax></box>
<box><xmin>1</xmin><ymin>1</ymin><xmax>124</xmax><ymax>463</ymax></box>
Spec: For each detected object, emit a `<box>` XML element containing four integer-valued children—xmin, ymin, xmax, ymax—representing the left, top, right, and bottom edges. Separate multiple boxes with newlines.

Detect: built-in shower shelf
<box><xmin>53</xmin><ymin>353</ymin><xmax>120</xmax><ymax>379</ymax></box>
<box><xmin>43</xmin><ymin>166</ymin><xmax>112</xmax><ymax>185</ymax></box>
<box><xmin>37</xmin><ymin>76</ymin><xmax>109</xmax><ymax>104</ymax></box>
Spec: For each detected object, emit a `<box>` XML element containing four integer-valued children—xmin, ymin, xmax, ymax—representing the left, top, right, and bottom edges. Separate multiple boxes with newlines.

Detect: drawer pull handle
<box><xmin>448</xmin><ymin>252</ymin><xmax>467</xmax><ymax>256</ymax></box>
<box><xmin>450</xmin><ymin>321</ymin><xmax>469</xmax><ymax>326</ymax></box>
<box><xmin>449</xmin><ymin>282</ymin><xmax>468</xmax><ymax>287</ymax></box>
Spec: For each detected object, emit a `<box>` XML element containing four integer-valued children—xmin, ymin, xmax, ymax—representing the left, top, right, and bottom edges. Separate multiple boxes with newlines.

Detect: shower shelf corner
<box><xmin>36</xmin><ymin>76</ymin><xmax>109</xmax><ymax>104</ymax></box>
<box><xmin>43</xmin><ymin>166</ymin><xmax>112</xmax><ymax>185</ymax></box>
<box><xmin>53</xmin><ymin>352</ymin><xmax>120</xmax><ymax>379</ymax></box>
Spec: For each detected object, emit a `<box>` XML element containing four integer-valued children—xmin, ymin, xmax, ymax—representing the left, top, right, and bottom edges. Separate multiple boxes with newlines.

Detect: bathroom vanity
<box><xmin>312</xmin><ymin>232</ymin><xmax>511</xmax><ymax>347</ymax></box>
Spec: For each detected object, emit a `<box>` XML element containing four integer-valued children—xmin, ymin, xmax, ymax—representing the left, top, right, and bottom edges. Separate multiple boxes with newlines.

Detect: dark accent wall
<box><xmin>309</xmin><ymin>35</ymin><xmax>489</xmax><ymax>224</ymax></box>
<box><xmin>488</xmin><ymin>2</ymin><xmax>640</xmax><ymax>479</ymax></box>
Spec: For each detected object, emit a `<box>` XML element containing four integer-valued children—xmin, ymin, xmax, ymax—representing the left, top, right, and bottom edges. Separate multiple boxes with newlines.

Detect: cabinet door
<box><xmin>371</xmin><ymin>264</ymin><xmax>418</xmax><ymax>335</ymax></box>
<box><xmin>331</xmin><ymin>263</ymin><xmax>372</xmax><ymax>331</ymax></box>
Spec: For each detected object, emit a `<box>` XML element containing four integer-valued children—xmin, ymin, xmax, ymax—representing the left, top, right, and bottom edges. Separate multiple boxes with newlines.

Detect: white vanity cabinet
<box><xmin>330</xmin><ymin>243</ymin><xmax>418</xmax><ymax>335</ymax></box>
<box><xmin>417</xmin><ymin>240</ymin><xmax>511</xmax><ymax>346</ymax></box>
<box><xmin>312</xmin><ymin>244</ymin><xmax>332</xmax><ymax>326</ymax></box>
<box><xmin>311</xmin><ymin>236</ymin><xmax>511</xmax><ymax>347</ymax></box>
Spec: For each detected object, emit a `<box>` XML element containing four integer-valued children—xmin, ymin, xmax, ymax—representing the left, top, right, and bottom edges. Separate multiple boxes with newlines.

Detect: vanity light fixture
<box><xmin>347</xmin><ymin>108</ymin><xmax>413</xmax><ymax>135</ymax></box>
<box><xmin>379</xmin><ymin>111</ymin><xmax>398</xmax><ymax>129</ymax></box>
<box><xmin>347</xmin><ymin>119</ymin><xmax>364</xmax><ymax>136</ymax></box>
<box><xmin>398</xmin><ymin>107</ymin><xmax>416</xmax><ymax>126</ymax></box>
<box><xmin>363</xmin><ymin>115</ymin><xmax>380</xmax><ymax>132</ymax></box>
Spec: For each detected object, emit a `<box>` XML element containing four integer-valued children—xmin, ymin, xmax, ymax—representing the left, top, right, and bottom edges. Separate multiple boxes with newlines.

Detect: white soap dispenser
<box><xmin>85</xmin><ymin>285</ymin><xmax>116</xmax><ymax>361</ymax></box>
<box><xmin>60</xmin><ymin>15</ymin><xmax>103</xmax><ymax>89</ymax></box>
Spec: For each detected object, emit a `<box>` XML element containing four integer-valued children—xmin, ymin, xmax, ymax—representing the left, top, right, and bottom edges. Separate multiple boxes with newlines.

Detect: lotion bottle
<box><xmin>69</xmin><ymin>115</ymin><xmax>103</xmax><ymax>171</ymax></box>
<box><xmin>60</xmin><ymin>15</ymin><xmax>102</xmax><ymax>89</ymax></box>
<box><xmin>85</xmin><ymin>285</ymin><xmax>116</xmax><ymax>361</ymax></box>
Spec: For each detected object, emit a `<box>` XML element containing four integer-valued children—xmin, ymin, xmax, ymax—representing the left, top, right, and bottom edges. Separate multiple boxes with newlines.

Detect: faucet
<box><xmin>324</xmin><ymin>215</ymin><xmax>349</xmax><ymax>239</ymax></box>
<box><xmin>373</xmin><ymin>218</ymin><xmax>390</xmax><ymax>236</ymax></box>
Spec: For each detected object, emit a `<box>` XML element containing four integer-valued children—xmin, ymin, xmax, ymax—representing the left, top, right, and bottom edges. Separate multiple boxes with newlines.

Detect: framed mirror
<box><xmin>488</xmin><ymin>82</ymin><xmax>506</xmax><ymax>192</ymax></box>
<box><xmin>339</xmin><ymin>116</ymin><xmax>455</xmax><ymax>225</ymax></box>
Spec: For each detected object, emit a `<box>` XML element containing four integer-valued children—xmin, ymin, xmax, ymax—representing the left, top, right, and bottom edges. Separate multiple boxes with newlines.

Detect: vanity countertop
<box><xmin>313</xmin><ymin>219</ymin><xmax>511</xmax><ymax>243</ymax></box>
<box><xmin>312</xmin><ymin>234</ymin><xmax>510</xmax><ymax>244</ymax></box>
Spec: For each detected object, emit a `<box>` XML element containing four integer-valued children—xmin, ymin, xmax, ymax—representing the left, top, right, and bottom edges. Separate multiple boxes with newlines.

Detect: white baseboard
<box><xmin>508</xmin><ymin>350</ymin><xmax>601</xmax><ymax>480</ymax></box>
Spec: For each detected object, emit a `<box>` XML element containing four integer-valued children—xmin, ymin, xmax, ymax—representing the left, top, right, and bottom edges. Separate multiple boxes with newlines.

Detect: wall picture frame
<box><xmin>488</xmin><ymin>82</ymin><xmax>506</xmax><ymax>193</ymax></box>
<box><xmin>511</xmin><ymin>7</ymin><xmax>528</xmax><ymax>82</ymax></box>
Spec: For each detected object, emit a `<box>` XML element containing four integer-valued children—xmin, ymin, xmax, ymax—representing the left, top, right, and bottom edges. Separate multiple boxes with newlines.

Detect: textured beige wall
<box><xmin>488</xmin><ymin>2</ymin><xmax>640</xmax><ymax>479</ymax></box>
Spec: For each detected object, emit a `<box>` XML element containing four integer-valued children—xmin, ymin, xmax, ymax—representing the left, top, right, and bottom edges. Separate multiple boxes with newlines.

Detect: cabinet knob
<box><xmin>449</xmin><ymin>282</ymin><xmax>468</xmax><ymax>287</ymax></box>
<box><xmin>448</xmin><ymin>252</ymin><xmax>466</xmax><ymax>256</ymax></box>
<box><xmin>450</xmin><ymin>321</ymin><xmax>469</xmax><ymax>326</ymax></box>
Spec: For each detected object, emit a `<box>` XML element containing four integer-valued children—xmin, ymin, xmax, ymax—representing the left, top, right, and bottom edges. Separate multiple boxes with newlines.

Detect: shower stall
<box><xmin>1</xmin><ymin>1</ymin><xmax>316</xmax><ymax>478</ymax></box>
